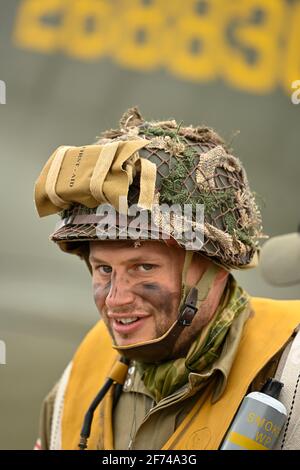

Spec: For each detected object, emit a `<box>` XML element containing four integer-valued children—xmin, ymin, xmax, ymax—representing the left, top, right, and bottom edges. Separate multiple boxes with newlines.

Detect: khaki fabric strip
<box><xmin>45</xmin><ymin>146</ymin><xmax>73</xmax><ymax>208</ymax></box>
<box><xmin>182</xmin><ymin>251</ymin><xmax>193</xmax><ymax>285</ymax></box>
<box><xmin>138</xmin><ymin>158</ymin><xmax>157</xmax><ymax>210</ymax></box>
<box><xmin>125</xmin><ymin>151</ymin><xmax>139</xmax><ymax>186</ymax></box>
<box><xmin>101</xmin><ymin>139</ymin><xmax>149</xmax><ymax>211</ymax></box>
<box><xmin>179</xmin><ymin>252</ymin><xmax>194</xmax><ymax>309</ymax></box>
<box><xmin>89</xmin><ymin>141</ymin><xmax>120</xmax><ymax>203</ymax></box>
<box><xmin>195</xmin><ymin>263</ymin><xmax>220</xmax><ymax>309</ymax></box>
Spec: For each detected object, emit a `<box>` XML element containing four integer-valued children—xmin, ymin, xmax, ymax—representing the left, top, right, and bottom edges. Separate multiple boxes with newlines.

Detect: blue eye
<box><xmin>98</xmin><ymin>265</ymin><xmax>112</xmax><ymax>274</ymax></box>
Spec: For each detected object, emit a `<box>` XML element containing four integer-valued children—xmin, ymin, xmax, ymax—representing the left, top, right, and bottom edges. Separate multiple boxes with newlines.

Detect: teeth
<box><xmin>118</xmin><ymin>317</ymin><xmax>138</xmax><ymax>325</ymax></box>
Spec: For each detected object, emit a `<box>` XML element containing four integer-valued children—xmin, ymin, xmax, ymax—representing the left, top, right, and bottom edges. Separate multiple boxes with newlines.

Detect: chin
<box><xmin>114</xmin><ymin>334</ymin><xmax>151</xmax><ymax>347</ymax></box>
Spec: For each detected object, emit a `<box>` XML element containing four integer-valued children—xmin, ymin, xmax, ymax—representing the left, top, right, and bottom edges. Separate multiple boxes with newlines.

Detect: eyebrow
<box><xmin>89</xmin><ymin>255</ymin><xmax>160</xmax><ymax>265</ymax></box>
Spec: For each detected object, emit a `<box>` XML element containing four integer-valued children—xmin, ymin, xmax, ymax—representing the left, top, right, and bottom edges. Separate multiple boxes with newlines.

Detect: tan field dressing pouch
<box><xmin>34</xmin><ymin>139</ymin><xmax>156</xmax><ymax>217</ymax></box>
<box><xmin>60</xmin><ymin>298</ymin><xmax>300</xmax><ymax>450</ymax></box>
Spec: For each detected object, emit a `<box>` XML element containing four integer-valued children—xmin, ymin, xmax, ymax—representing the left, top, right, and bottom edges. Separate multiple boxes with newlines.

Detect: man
<box><xmin>34</xmin><ymin>108</ymin><xmax>300</xmax><ymax>450</ymax></box>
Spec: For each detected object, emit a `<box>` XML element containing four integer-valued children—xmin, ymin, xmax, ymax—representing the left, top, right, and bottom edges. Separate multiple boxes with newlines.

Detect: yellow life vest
<box><xmin>61</xmin><ymin>298</ymin><xmax>300</xmax><ymax>450</ymax></box>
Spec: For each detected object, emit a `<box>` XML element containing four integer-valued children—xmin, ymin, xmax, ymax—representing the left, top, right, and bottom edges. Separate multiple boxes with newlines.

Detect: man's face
<box><xmin>89</xmin><ymin>240</ymin><xmax>187</xmax><ymax>347</ymax></box>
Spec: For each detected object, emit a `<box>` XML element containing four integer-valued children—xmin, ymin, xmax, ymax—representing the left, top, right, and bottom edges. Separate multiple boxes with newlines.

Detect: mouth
<box><xmin>110</xmin><ymin>315</ymin><xmax>150</xmax><ymax>335</ymax></box>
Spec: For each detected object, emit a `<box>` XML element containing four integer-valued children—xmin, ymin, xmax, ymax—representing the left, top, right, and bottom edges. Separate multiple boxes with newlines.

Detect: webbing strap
<box><xmin>138</xmin><ymin>157</ymin><xmax>157</xmax><ymax>210</ymax></box>
<box><xmin>90</xmin><ymin>141</ymin><xmax>120</xmax><ymax>204</ymax></box>
<box><xmin>45</xmin><ymin>146</ymin><xmax>73</xmax><ymax>208</ymax></box>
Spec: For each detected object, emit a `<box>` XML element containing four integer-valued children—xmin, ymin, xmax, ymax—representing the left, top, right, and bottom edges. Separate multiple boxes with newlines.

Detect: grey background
<box><xmin>0</xmin><ymin>0</ymin><xmax>299</xmax><ymax>449</ymax></box>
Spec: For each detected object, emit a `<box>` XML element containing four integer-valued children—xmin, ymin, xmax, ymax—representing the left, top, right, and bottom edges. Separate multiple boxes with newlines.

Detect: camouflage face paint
<box><xmin>94</xmin><ymin>280</ymin><xmax>179</xmax><ymax>318</ymax></box>
<box><xmin>132</xmin><ymin>282</ymin><xmax>180</xmax><ymax>318</ymax></box>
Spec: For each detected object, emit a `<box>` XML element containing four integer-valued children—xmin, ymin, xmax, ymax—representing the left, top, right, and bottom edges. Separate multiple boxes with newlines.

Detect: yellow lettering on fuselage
<box><xmin>13</xmin><ymin>0</ymin><xmax>299</xmax><ymax>96</ymax></box>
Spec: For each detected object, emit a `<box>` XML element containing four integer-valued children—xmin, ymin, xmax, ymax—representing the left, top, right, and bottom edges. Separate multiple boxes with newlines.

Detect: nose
<box><xmin>105</xmin><ymin>271</ymin><xmax>136</xmax><ymax>310</ymax></box>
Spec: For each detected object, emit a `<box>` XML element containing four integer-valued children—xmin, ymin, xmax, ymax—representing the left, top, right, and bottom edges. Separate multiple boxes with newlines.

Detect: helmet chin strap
<box><xmin>113</xmin><ymin>252</ymin><xmax>221</xmax><ymax>363</ymax></box>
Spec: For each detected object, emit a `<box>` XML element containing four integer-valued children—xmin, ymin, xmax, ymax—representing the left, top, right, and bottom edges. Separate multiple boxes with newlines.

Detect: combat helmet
<box><xmin>35</xmin><ymin>107</ymin><xmax>263</xmax><ymax>272</ymax></box>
